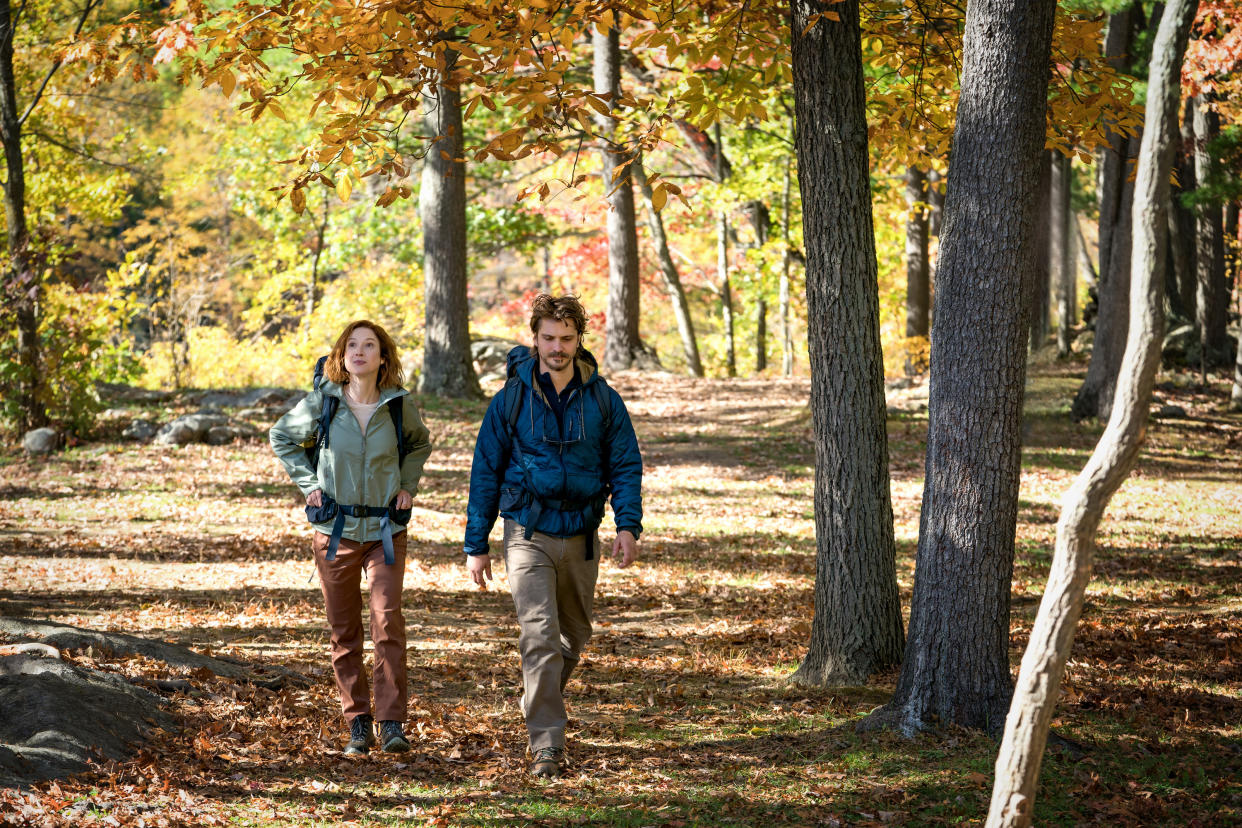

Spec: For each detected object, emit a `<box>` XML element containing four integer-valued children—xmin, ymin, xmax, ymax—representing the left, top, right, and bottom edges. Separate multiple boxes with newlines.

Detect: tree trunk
<box><xmin>905</xmin><ymin>166</ymin><xmax>930</xmax><ymax>375</ymax></box>
<box><xmin>866</xmin><ymin>0</ymin><xmax>1057</xmax><ymax>733</ymax></box>
<box><xmin>755</xmin><ymin>297</ymin><xmax>767</xmax><ymax>373</ymax></box>
<box><xmin>715</xmin><ymin>123</ymin><xmax>736</xmax><ymax>378</ymax></box>
<box><xmin>986</xmin><ymin>3</ymin><xmax>1196</xmax><ymax>823</ymax></box>
<box><xmin>788</xmin><ymin>0</ymin><xmax>903</xmax><ymax>687</ymax></box>
<box><xmin>0</xmin><ymin>0</ymin><xmax>46</xmax><ymax>432</ymax></box>
<box><xmin>1169</xmin><ymin>98</ymin><xmax>1197</xmax><ymax>321</ymax></box>
<box><xmin>595</xmin><ymin>27</ymin><xmax>643</xmax><ymax>373</ymax></box>
<box><xmin>1029</xmin><ymin>151</ymin><xmax>1052</xmax><ymax>354</ymax></box>
<box><xmin>304</xmin><ymin>198</ymin><xmax>330</xmax><ymax>342</ymax></box>
<box><xmin>1051</xmin><ymin>152</ymin><xmax>1074</xmax><ymax>358</ymax></box>
<box><xmin>632</xmin><ymin>154</ymin><xmax>703</xmax><ymax>377</ymax></box>
<box><xmin>1193</xmin><ymin>96</ymin><xmax>1227</xmax><ymax>376</ymax></box>
<box><xmin>927</xmin><ymin>169</ymin><xmax>944</xmax><ymax>237</ymax></box>
<box><xmin>419</xmin><ymin>54</ymin><xmax>482</xmax><ymax>398</ymax></box>
<box><xmin>780</xmin><ymin>156</ymin><xmax>794</xmax><ymax>377</ymax></box>
<box><xmin>1073</xmin><ymin>8</ymin><xmax>1140</xmax><ymax>420</ymax></box>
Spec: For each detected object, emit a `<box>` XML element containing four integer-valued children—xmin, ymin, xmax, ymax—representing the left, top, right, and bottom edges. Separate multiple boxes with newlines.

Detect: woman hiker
<box><xmin>270</xmin><ymin>320</ymin><xmax>432</xmax><ymax>754</ymax></box>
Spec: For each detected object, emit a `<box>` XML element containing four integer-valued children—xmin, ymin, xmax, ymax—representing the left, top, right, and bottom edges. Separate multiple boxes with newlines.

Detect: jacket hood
<box><xmin>506</xmin><ymin>345</ymin><xmax>600</xmax><ymax>389</ymax></box>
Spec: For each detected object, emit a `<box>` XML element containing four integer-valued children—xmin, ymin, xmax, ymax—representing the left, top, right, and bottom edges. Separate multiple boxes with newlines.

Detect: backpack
<box><xmin>305</xmin><ymin>355</ymin><xmax>409</xmax><ymax>471</ymax></box>
<box><xmin>499</xmin><ymin>368</ymin><xmax>613</xmax><ymax>559</ymax></box>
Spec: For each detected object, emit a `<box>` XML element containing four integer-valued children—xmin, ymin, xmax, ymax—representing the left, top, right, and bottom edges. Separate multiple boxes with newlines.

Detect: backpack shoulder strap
<box><xmin>502</xmin><ymin>375</ymin><xmax>524</xmax><ymax>437</ymax></box>
<box><xmin>312</xmin><ymin>355</ymin><xmax>329</xmax><ymax>390</ymax></box>
<box><xmin>387</xmin><ymin>396</ymin><xmax>407</xmax><ymax>467</ymax></box>
<box><xmin>310</xmin><ymin>393</ymin><xmax>339</xmax><ymax>471</ymax></box>
<box><xmin>591</xmin><ymin>379</ymin><xmax>612</xmax><ymax>436</ymax></box>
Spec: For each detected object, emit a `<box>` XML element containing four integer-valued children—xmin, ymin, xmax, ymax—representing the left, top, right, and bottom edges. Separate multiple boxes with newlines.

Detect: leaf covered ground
<box><xmin>1</xmin><ymin>365</ymin><xmax>1239</xmax><ymax>826</ymax></box>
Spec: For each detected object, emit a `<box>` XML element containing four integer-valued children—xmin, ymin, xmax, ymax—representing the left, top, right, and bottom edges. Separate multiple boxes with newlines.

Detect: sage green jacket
<box><xmin>270</xmin><ymin>381</ymin><xmax>433</xmax><ymax>543</ymax></box>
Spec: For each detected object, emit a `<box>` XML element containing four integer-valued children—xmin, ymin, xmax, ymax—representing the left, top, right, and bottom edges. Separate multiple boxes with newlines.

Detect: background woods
<box><xmin>1</xmin><ymin>0</ymin><xmax>1240</xmax><ymax>825</ymax></box>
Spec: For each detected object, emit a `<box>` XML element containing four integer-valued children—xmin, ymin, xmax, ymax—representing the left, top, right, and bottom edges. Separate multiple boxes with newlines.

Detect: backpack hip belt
<box><xmin>308</xmin><ymin>495</ymin><xmax>411</xmax><ymax>565</ymax></box>
<box><xmin>518</xmin><ymin>489</ymin><xmax>609</xmax><ymax>560</ymax></box>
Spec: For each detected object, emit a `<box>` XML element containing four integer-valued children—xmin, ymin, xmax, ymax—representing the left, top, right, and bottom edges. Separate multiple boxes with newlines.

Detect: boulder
<box><xmin>121</xmin><ymin>419</ymin><xmax>158</xmax><ymax>442</ymax></box>
<box><xmin>205</xmin><ymin>425</ymin><xmax>251</xmax><ymax>445</ymax></box>
<box><xmin>21</xmin><ymin>428</ymin><xmax>60</xmax><ymax>455</ymax></box>
<box><xmin>153</xmin><ymin>413</ymin><xmax>230</xmax><ymax>446</ymax></box>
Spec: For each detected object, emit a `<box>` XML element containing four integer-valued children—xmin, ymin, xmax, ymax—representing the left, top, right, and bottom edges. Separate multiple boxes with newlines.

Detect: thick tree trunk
<box><xmin>788</xmin><ymin>0</ymin><xmax>903</xmax><ymax>687</ymax></box>
<box><xmin>1051</xmin><ymin>152</ymin><xmax>1074</xmax><ymax>358</ymax></box>
<box><xmin>1074</xmin><ymin>8</ymin><xmax>1140</xmax><ymax>420</ymax></box>
<box><xmin>632</xmin><ymin>155</ymin><xmax>703</xmax><ymax>377</ymax></box>
<box><xmin>594</xmin><ymin>27</ymin><xmax>643</xmax><ymax>373</ymax></box>
<box><xmin>1193</xmin><ymin>96</ymin><xmax>1227</xmax><ymax>375</ymax></box>
<box><xmin>419</xmin><ymin>57</ymin><xmax>482</xmax><ymax>398</ymax></box>
<box><xmin>866</xmin><ymin>0</ymin><xmax>1057</xmax><ymax>733</ymax></box>
<box><xmin>0</xmin><ymin>0</ymin><xmax>46</xmax><ymax>432</ymax></box>
<box><xmin>905</xmin><ymin>167</ymin><xmax>930</xmax><ymax>375</ymax></box>
<box><xmin>1169</xmin><ymin>98</ymin><xmax>1198</xmax><ymax>321</ymax></box>
<box><xmin>986</xmin><ymin>4</ymin><xmax>1195</xmax><ymax>824</ymax></box>
<box><xmin>1029</xmin><ymin>152</ymin><xmax>1052</xmax><ymax>354</ymax></box>
<box><xmin>780</xmin><ymin>155</ymin><xmax>794</xmax><ymax>377</ymax></box>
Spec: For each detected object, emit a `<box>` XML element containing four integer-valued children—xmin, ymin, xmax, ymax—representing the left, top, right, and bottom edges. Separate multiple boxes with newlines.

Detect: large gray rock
<box><xmin>206</xmin><ymin>425</ymin><xmax>253</xmax><ymax>445</ymax></box>
<box><xmin>0</xmin><ymin>652</ymin><xmax>172</xmax><ymax>788</ymax></box>
<box><xmin>21</xmin><ymin>428</ymin><xmax>60</xmax><ymax>455</ymax></box>
<box><xmin>153</xmin><ymin>413</ymin><xmax>230</xmax><ymax>446</ymax></box>
<box><xmin>121</xmin><ymin>419</ymin><xmax>158</xmax><ymax>442</ymax></box>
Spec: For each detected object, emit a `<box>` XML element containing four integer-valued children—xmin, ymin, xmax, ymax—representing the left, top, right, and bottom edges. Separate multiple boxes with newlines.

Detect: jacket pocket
<box><xmin>499</xmin><ymin>487</ymin><xmax>526</xmax><ymax>511</ymax></box>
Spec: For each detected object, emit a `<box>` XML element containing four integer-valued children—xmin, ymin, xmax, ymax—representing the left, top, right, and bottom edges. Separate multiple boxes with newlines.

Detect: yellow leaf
<box><xmin>651</xmin><ymin>185</ymin><xmax>667</xmax><ymax>212</ymax></box>
<box><xmin>290</xmin><ymin>187</ymin><xmax>306</xmax><ymax>214</ymax></box>
<box><xmin>337</xmin><ymin>173</ymin><xmax>353</xmax><ymax>202</ymax></box>
<box><xmin>219</xmin><ymin>69</ymin><xmax>236</xmax><ymax>98</ymax></box>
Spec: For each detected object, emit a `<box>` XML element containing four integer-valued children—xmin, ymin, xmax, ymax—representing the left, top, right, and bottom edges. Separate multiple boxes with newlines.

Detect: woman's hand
<box><xmin>306</xmin><ymin>489</ymin><xmax>323</xmax><ymax>507</ymax></box>
<box><xmin>394</xmin><ymin>489</ymin><xmax>412</xmax><ymax>509</ymax></box>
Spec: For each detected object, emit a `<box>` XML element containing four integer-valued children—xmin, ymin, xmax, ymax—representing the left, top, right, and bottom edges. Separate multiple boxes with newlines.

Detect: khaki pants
<box><xmin>313</xmin><ymin>530</ymin><xmax>408</xmax><ymax>722</ymax></box>
<box><xmin>502</xmin><ymin>519</ymin><xmax>599</xmax><ymax>751</ymax></box>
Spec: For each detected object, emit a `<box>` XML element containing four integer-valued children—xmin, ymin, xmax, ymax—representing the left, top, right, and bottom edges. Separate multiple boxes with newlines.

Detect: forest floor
<box><xmin>0</xmin><ymin>359</ymin><xmax>1239</xmax><ymax>826</ymax></box>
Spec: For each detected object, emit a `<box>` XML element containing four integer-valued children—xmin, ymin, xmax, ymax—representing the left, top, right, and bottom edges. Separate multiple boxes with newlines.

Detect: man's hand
<box><xmin>306</xmin><ymin>489</ymin><xmax>323</xmax><ymax>507</ymax></box>
<box><xmin>467</xmin><ymin>554</ymin><xmax>493</xmax><ymax>588</ymax></box>
<box><xmin>612</xmin><ymin>530</ymin><xmax>638</xmax><ymax>568</ymax></box>
<box><xmin>394</xmin><ymin>489</ymin><xmax>412</xmax><ymax>509</ymax></box>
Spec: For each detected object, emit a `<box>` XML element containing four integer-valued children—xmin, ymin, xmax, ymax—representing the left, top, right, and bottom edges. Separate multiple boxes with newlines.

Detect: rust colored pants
<box><xmin>313</xmin><ymin>530</ymin><xmax>408</xmax><ymax>722</ymax></box>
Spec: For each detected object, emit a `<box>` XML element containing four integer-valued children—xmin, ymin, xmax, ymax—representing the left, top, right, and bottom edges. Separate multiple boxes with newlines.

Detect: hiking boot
<box><xmin>379</xmin><ymin>720</ymin><xmax>410</xmax><ymax>753</ymax></box>
<box><xmin>344</xmin><ymin>714</ymin><xmax>374</xmax><ymax>755</ymax></box>
<box><xmin>530</xmin><ymin>746</ymin><xmax>564</xmax><ymax>779</ymax></box>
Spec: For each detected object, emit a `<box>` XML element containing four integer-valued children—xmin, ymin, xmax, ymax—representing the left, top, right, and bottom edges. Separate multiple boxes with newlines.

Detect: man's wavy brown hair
<box><xmin>529</xmin><ymin>293</ymin><xmax>589</xmax><ymax>338</ymax></box>
<box><xmin>323</xmin><ymin>320</ymin><xmax>405</xmax><ymax>389</ymax></box>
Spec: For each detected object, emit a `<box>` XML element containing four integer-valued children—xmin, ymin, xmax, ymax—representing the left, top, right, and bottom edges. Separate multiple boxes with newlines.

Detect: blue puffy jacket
<box><xmin>463</xmin><ymin>346</ymin><xmax>643</xmax><ymax>556</ymax></box>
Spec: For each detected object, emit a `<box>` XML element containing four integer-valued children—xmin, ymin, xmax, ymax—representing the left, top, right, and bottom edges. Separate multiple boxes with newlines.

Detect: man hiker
<box><xmin>464</xmin><ymin>293</ymin><xmax>643</xmax><ymax>779</ymax></box>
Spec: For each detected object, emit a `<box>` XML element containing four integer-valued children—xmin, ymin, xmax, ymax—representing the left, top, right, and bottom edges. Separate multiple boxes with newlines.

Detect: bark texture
<box><xmin>1170</xmin><ymin>99</ymin><xmax>1198</xmax><ymax>320</ymax></box>
<box><xmin>633</xmin><ymin>156</ymin><xmax>703</xmax><ymax>377</ymax></box>
<box><xmin>780</xmin><ymin>158</ymin><xmax>794</xmax><ymax>377</ymax></box>
<box><xmin>419</xmin><ymin>59</ymin><xmax>482</xmax><ymax>398</ymax></box>
<box><xmin>1073</xmin><ymin>8</ymin><xmax>1140</xmax><ymax>420</ymax></box>
<box><xmin>715</xmin><ymin>123</ymin><xmax>736</xmax><ymax>378</ymax></box>
<box><xmin>1193</xmin><ymin>97</ymin><xmax>1228</xmax><ymax>372</ymax></box>
<box><xmin>1029</xmin><ymin>152</ymin><xmax>1052</xmax><ymax>353</ymax></box>
<box><xmin>1050</xmin><ymin>152</ymin><xmax>1074</xmax><ymax>358</ymax></box>
<box><xmin>789</xmin><ymin>0</ymin><xmax>903</xmax><ymax>687</ymax></box>
<box><xmin>868</xmin><ymin>0</ymin><xmax>1057</xmax><ymax>733</ymax></box>
<box><xmin>0</xmin><ymin>0</ymin><xmax>46</xmax><ymax>432</ymax></box>
<box><xmin>986</xmin><ymin>3</ymin><xmax>1196</xmax><ymax>823</ymax></box>
<box><xmin>594</xmin><ymin>27</ymin><xmax>643</xmax><ymax>373</ymax></box>
<box><xmin>904</xmin><ymin>167</ymin><xmax>930</xmax><ymax>375</ymax></box>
